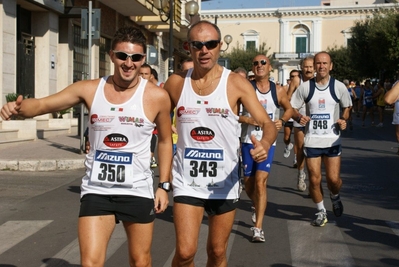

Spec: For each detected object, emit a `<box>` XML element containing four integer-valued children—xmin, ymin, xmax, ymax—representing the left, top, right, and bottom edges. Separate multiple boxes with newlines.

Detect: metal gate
<box><xmin>17</xmin><ymin>33</ymin><xmax>35</xmax><ymax>98</ymax></box>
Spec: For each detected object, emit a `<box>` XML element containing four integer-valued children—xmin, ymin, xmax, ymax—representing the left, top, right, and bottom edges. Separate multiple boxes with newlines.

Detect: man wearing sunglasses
<box><xmin>0</xmin><ymin>26</ymin><xmax>173</xmax><ymax>266</ymax></box>
<box><xmin>164</xmin><ymin>21</ymin><xmax>277</xmax><ymax>266</ymax></box>
<box><xmin>290</xmin><ymin>51</ymin><xmax>351</xmax><ymax>227</ymax></box>
<box><xmin>287</xmin><ymin>56</ymin><xmax>315</xmax><ymax>193</ymax></box>
<box><xmin>240</xmin><ymin>55</ymin><xmax>294</xmax><ymax>242</ymax></box>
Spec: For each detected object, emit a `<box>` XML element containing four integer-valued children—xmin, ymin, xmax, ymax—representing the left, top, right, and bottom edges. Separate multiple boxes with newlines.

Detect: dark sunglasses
<box><xmin>290</xmin><ymin>75</ymin><xmax>299</xmax><ymax>78</ymax></box>
<box><xmin>190</xmin><ymin>40</ymin><xmax>220</xmax><ymax>50</ymax></box>
<box><xmin>113</xmin><ymin>51</ymin><xmax>145</xmax><ymax>62</ymax></box>
<box><xmin>253</xmin><ymin>59</ymin><xmax>267</xmax><ymax>66</ymax></box>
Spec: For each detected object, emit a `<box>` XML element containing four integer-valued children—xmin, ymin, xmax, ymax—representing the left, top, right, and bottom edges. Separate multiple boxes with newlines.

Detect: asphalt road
<box><xmin>0</xmin><ymin>112</ymin><xmax>398</xmax><ymax>267</ymax></box>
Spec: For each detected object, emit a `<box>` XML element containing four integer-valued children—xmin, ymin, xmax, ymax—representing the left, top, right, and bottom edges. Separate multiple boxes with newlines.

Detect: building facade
<box><xmin>0</xmin><ymin>0</ymin><xmax>200</xmax><ymax>110</ymax></box>
<box><xmin>201</xmin><ymin>0</ymin><xmax>398</xmax><ymax>84</ymax></box>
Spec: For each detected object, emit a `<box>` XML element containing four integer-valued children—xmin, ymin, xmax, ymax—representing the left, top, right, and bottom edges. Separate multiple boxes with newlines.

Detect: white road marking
<box><xmin>39</xmin><ymin>223</ymin><xmax>126</xmax><ymax>266</ymax></box>
<box><xmin>0</xmin><ymin>220</ymin><xmax>53</xmax><ymax>254</ymax></box>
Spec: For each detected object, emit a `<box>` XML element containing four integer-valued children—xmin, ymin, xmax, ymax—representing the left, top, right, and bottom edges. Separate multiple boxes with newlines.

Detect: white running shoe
<box><xmin>283</xmin><ymin>143</ymin><xmax>294</xmax><ymax>158</ymax></box>
<box><xmin>376</xmin><ymin>123</ymin><xmax>383</xmax><ymax>127</ymax></box>
<box><xmin>297</xmin><ymin>172</ymin><xmax>307</xmax><ymax>192</ymax></box>
<box><xmin>251</xmin><ymin>227</ymin><xmax>265</xmax><ymax>242</ymax></box>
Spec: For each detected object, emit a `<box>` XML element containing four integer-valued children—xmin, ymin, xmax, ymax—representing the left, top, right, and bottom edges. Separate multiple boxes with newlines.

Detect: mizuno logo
<box><xmin>185</xmin><ymin>148</ymin><xmax>224</xmax><ymax>160</ymax></box>
<box><xmin>311</xmin><ymin>114</ymin><xmax>330</xmax><ymax>120</ymax></box>
<box><xmin>95</xmin><ymin>151</ymin><xmax>132</xmax><ymax>164</ymax></box>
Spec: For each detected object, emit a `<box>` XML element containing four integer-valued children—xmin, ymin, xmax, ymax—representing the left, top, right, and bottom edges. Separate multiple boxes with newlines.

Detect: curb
<box><xmin>0</xmin><ymin>159</ymin><xmax>85</xmax><ymax>172</ymax></box>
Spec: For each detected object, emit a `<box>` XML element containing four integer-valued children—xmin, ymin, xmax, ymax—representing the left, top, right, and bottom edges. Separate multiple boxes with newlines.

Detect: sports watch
<box><xmin>158</xmin><ymin>182</ymin><xmax>171</xmax><ymax>192</ymax></box>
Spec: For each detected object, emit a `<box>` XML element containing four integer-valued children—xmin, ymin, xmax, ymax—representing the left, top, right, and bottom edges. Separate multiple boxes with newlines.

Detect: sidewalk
<box><xmin>0</xmin><ymin>135</ymin><xmax>86</xmax><ymax>171</ymax></box>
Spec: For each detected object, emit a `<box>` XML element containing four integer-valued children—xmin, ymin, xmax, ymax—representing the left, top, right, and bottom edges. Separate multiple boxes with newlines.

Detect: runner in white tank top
<box><xmin>290</xmin><ymin>51</ymin><xmax>351</xmax><ymax>227</ymax></box>
<box><xmin>163</xmin><ymin>21</ymin><xmax>277</xmax><ymax>266</ymax></box>
<box><xmin>0</xmin><ymin>26</ymin><xmax>173</xmax><ymax>266</ymax></box>
<box><xmin>287</xmin><ymin>56</ymin><xmax>315</xmax><ymax>192</ymax></box>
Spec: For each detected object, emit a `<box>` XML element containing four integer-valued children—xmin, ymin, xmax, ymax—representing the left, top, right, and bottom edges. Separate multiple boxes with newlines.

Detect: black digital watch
<box><xmin>158</xmin><ymin>182</ymin><xmax>171</xmax><ymax>192</ymax></box>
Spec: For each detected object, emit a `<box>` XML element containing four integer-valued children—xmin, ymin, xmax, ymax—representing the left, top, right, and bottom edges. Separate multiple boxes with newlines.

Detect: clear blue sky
<box><xmin>202</xmin><ymin>0</ymin><xmax>322</xmax><ymax>10</ymax></box>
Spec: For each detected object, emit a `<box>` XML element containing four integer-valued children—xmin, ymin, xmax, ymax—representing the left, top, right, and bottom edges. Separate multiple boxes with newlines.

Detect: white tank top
<box><xmin>292</xmin><ymin>79</ymin><xmax>306</xmax><ymax>128</ymax></box>
<box><xmin>241</xmin><ymin>82</ymin><xmax>278</xmax><ymax>146</ymax></box>
<box><xmin>173</xmin><ymin>68</ymin><xmax>241</xmax><ymax>199</ymax></box>
<box><xmin>305</xmin><ymin>84</ymin><xmax>340</xmax><ymax>147</ymax></box>
<box><xmin>81</xmin><ymin>76</ymin><xmax>155</xmax><ymax>199</ymax></box>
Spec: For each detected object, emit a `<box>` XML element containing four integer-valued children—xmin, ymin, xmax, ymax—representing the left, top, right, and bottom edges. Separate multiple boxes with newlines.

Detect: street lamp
<box><xmin>153</xmin><ymin>0</ymin><xmax>199</xmax><ymax>76</ymax></box>
<box><xmin>221</xmin><ymin>34</ymin><xmax>233</xmax><ymax>52</ymax></box>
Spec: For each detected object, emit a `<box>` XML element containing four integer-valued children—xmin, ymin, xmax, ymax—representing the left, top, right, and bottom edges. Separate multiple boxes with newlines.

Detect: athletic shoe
<box><xmin>250</xmin><ymin>227</ymin><xmax>265</xmax><ymax>242</ymax></box>
<box><xmin>297</xmin><ymin>173</ymin><xmax>307</xmax><ymax>192</ymax></box>
<box><xmin>251</xmin><ymin>206</ymin><xmax>256</xmax><ymax>224</ymax></box>
<box><xmin>293</xmin><ymin>158</ymin><xmax>297</xmax><ymax>168</ymax></box>
<box><xmin>150</xmin><ymin>157</ymin><xmax>158</xmax><ymax>168</ymax></box>
<box><xmin>376</xmin><ymin>123</ymin><xmax>383</xmax><ymax>127</ymax></box>
<box><xmin>283</xmin><ymin>143</ymin><xmax>294</xmax><ymax>158</ymax></box>
<box><xmin>331</xmin><ymin>194</ymin><xmax>344</xmax><ymax>217</ymax></box>
<box><xmin>311</xmin><ymin>210</ymin><xmax>328</xmax><ymax>227</ymax></box>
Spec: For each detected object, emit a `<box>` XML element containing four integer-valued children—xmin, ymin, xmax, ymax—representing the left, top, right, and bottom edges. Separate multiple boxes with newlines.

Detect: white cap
<box><xmin>248</xmin><ymin>71</ymin><xmax>254</xmax><ymax>76</ymax></box>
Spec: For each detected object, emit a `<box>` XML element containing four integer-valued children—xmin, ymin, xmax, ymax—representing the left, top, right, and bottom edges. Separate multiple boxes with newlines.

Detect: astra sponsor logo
<box><xmin>118</xmin><ymin>116</ymin><xmax>144</xmax><ymax>124</ymax></box>
<box><xmin>185</xmin><ymin>148</ymin><xmax>224</xmax><ymax>160</ymax></box>
<box><xmin>95</xmin><ymin>150</ymin><xmax>132</xmax><ymax>164</ymax></box>
<box><xmin>205</xmin><ymin>107</ymin><xmax>229</xmax><ymax>115</ymax></box>
<box><xmin>177</xmin><ymin>106</ymin><xmax>201</xmax><ymax>117</ymax></box>
<box><xmin>103</xmin><ymin>133</ymin><xmax>128</xmax><ymax>148</ymax></box>
<box><xmin>91</xmin><ymin>114</ymin><xmax>115</xmax><ymax>124</ymax></box>
<box><xmin>311</xmin><ymin>114</ymin><xmax>330</xmax><ymax>120</ymax></box>
<box><xmin>190</xmin><ymin>127</ymin><xmax>215</xmax><ymax>141</ymax></box>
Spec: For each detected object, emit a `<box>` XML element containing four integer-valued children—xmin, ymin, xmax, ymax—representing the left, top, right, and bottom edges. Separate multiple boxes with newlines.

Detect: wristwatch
<box><xmin>280</xmin><ymin>118</ymin><xmax>286</xmax><ymax>126</ymax></box>
<box><xmin>158</xmin><ymin>182</ymin><xmax>171</xmax><ymax>192</ymax></box>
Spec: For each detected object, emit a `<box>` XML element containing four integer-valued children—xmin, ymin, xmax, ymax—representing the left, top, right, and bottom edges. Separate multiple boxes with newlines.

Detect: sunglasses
<box><xmin>190</xmin><ymin>40</ymin><xmax>220</xmax><ymax>50</ymax></box>
<box><xmin>290</xmin><ymin>75</ymin><xmax>299</xmax><ymax>78</ymax></box>
<box><xmin>253</xmin><ymin>60</ymin><xmax>268</xmax><ymax>66</ymax></box>
<box><xmin>113</xmin><ymin>51</ymin><xmax>145</xmax><ymax>62</ymax></box>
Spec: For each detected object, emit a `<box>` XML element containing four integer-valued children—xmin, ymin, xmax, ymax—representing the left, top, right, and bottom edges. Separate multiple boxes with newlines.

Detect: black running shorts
<box><xmin>79</xmin><ymin>194</ymin><xmax>155</xmax><ymax>223</ymax></box>
<box><xmin>174</xmin><ymin>196</ymin><xmax>239</xmax><ymax>216</ymax></box>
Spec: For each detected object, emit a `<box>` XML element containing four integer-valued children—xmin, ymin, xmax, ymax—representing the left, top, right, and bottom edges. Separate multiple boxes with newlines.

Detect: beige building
<box><xmin>201</xmin><ymin>0</ymin><xmax>398</xmax><ymax>84</ymax></box>
<box><xmin>0</xmin><ymin>0</ymin><xmax>201</xmax><ymax>142</ymax></box>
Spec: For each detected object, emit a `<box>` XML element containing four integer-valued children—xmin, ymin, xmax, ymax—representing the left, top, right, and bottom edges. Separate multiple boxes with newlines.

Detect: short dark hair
<box><xmin>141</xmin><ymin>63</ymin><xmax>152</xmax><ymax>70</ymax></box>
<box><xmin>290</xmin><ymin>69</ymin><xmax>300</xmax><ymax>76</ymax></box>
<box><xmin>151</xmin><ymin>68</ymin><xmax>158</xmax><ymax>81</ymax></box>
<box><xmin>111</xmin><ymin>26</ymin><xmax>147</xmax><ymax>53</ymax></box>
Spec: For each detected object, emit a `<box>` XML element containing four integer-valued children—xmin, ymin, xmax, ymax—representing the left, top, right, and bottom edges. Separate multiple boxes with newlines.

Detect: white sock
<box><xmin>316</xmin><ymin>201</ymin><xmax>325</xmax><ymax>212</ymax></box>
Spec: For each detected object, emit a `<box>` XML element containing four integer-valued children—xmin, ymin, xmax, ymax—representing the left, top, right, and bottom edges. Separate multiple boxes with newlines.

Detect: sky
<box><xmin>202</xmin><ymin>0</ymin><xmax>323</xmax><ymax>10</ymax></box>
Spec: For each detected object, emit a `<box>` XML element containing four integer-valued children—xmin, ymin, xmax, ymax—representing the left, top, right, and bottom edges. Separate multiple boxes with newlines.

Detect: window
<box><xmin>296</xmin><ymin>37</ymin><xmax>307</xmax><ymax>54</ymax></box>
<box><xmin>73</xmin><ymin>25</ymin><xmax>89</xmax><ymax>82</ymax></box>
<box><xmin>99</xmin><ymin>37</ymin><xmax>111</xmax><ymax>78</ymax></box>
<box><xmin>246</xmin><ymin>41</ymin><xmax>256</xmax><ymax>51</ymax></box>
<box><xmin>293</xmin><ymin>24</ymin><xmax>310</xmax><ymax>54</ymax></box>
<box><xmin>241</xmin><ymin>30</ymin><xmax>259</xmax><ymax>50</ymax></box>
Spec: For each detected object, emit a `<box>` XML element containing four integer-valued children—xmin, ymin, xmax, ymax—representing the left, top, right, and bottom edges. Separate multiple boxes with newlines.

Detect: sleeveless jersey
<box><xmin>172</xmin><ymin>67</ymin><xmax>241</xmax><ymax>199</ymax></box>
<box><xmin>363</xmin><ymin>88</ymin><xmax>373</xmax><ymax>107</ymax></box>
<box><xmin>291</xmin><ymin>77</ymin><xmax>352</xmax><ymax>148</ymax></box>
<box><xmin>81</xmin><ymin>77</ymin><xmax>155</xmax><ymax>199</ymax></box>
<box><xmin>241</xmin><ymin>80</ymin><xmax>279</xmax><ymax>145</ymax></box>
<box><xmin>292</xmin><ymin>78</ymin><xmax>306</xmax><ymax>128</ymax></box>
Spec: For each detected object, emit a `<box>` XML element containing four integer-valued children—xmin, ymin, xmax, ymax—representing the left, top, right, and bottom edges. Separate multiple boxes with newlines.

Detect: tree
<box><xmin>221</xmin><ymin>42</ymin><xmax>272</xmax><ymax>72</ymax></box>
<box><xmin>327</xmin><ymin>45</ymin><xmax>357</xmax><ymax>81</ymax></box>
<box><xmin>349</xmin><ymin>8</ymin><xmax>399</xmax><ymax>81</ymax></box>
